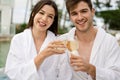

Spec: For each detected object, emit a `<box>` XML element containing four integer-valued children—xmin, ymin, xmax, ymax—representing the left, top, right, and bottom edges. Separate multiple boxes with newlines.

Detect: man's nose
<box><xmin>77</xmin><ymin>13</ymin><xmax>83</xmax><ymax>20</ymax></box>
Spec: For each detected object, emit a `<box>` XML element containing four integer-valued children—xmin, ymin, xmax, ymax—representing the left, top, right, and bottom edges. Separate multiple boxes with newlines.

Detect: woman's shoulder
<box><xmin>12</xmin><ymin>29</ymin><xmax>31</xmax><ymax>41</ymax></box>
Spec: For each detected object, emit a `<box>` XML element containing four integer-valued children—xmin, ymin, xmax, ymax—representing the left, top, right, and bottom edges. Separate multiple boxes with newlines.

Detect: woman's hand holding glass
<box><xmin>34</xmin><ymin>40</ymin><xmax>66</xmax><ymax>69</ymax></box>
<box><xmin>40</xmin><ymin>40</ymin><xmax>66</xmax><ymax>58</ymax></box>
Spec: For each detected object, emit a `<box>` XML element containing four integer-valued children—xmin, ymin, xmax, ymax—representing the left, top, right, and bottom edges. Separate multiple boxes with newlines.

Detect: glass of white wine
<box><xmin>66</xmin><ymin>40</ymin><xmax>89</xmax><ymax>78</ymax></box>
<box><xmin>66</xmin><ymin>40</ymin><xmax>79</xmax><ymax>56</ymax></box>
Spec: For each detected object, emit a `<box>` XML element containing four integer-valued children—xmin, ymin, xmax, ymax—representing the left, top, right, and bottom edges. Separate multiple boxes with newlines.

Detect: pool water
<box><xmin>0</xmin><ymin>41</ymin><xmax>10</xmax><ymax>80</ymax></box>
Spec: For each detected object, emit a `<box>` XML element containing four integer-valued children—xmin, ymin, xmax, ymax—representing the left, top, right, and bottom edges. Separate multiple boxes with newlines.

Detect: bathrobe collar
<box><xmin>67</xmin><ymin>27</ymin><xmax>106</xmax><ymax>63</ymax></box>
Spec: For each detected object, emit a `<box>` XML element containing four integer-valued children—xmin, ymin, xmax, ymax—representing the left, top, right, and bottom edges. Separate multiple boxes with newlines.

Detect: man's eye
<box><xmin>82</xmin><ymin>11</ymin><xmax>87</xmax><ymax>13</ymax></box>
<box><xmin>71</xmin><ymin>13</ymin><xmax>77</xmax><ymax>16</ymax></box>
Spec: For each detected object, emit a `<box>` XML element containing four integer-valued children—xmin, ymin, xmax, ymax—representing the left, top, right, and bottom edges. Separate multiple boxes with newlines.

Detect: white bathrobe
<box><xmin>5</xmin><ymin>28</ymin><xmax>72</xmax><ymax>80</ymax></box>
<box><xmin>58</xmin><ymin>27</ymin><xmax>120</xmax><ymax>80</ymax></box>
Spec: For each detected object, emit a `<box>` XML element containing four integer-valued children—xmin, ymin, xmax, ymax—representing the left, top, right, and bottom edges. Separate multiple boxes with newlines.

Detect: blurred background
<box><xmin>0</xmin><ymin>0</ymin><xmax>120</xmax><ymax>79</ymax></box>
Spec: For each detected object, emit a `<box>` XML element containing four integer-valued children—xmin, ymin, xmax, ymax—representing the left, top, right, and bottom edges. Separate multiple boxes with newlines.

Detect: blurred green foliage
<box><xmin>96</xmin><ymin>9</ymin><xmax>120</xmax><ymax>30</ymax></box>
<box><xmin>58</xmin><ymin>27</ymin><xmax>68</xmax><ymax>34</ymax></box>
<box><xmin>94</xmin><ymin>0</ymin><xmax>120</xmax><ymax>30</ymax></box>
<box><xmin>16</xmin><ymin>23</ymin><xmax>27</xmax><ymax>34</ymax></box>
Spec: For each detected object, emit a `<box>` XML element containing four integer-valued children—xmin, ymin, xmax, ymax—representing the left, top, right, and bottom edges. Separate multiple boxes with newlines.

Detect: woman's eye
<box><xmin>38</xmin><ymin>11</ymin><xmax>44</xmax><ymax>15</ymax></box>
<box><xmin>48</xmin><ymin>16</ymin><xmax>54</xmax><ymax>19</ymax></box>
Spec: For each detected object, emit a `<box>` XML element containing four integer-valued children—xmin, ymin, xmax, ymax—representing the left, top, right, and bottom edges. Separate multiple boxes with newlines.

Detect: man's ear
<box><xmin>92</xmin><ymin>8</ymin><xmax>95</xmax><ymax>16</ymax></box>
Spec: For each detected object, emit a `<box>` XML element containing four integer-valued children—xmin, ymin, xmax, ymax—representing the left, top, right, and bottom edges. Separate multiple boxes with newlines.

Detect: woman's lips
<box><xmin>39</xmin><ymin>21</ymin><xmax>46</xmax><ymax>27</ymax></box>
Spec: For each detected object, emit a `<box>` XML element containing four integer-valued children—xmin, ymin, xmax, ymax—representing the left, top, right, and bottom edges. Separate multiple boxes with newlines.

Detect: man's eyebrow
<box><xmin>80</xmin><ymin>8</ymin><xmax>88</xmax><ymax>11</ymax></box>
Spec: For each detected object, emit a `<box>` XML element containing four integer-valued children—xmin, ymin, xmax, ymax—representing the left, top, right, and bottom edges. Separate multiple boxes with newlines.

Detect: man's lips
<box><xmin>76</xmin><ymin>18</ymin><xmax>87</xmax><ymax>25</ymax></box>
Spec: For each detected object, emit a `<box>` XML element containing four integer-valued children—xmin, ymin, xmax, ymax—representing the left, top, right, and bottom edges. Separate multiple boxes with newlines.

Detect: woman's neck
<box><xmin>32</xmin><ymin>29</ymin><xmax>47</xmax><ymax>40</ymax></box>
<box><xmin>32</xmin><ymin>28</ymin><xmax>47</xmax><ymax>53</ymax></box>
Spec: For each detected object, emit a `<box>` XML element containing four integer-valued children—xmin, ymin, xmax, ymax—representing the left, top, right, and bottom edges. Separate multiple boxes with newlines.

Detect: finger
<box><xmin>54</xmin><ymin>48</ymin><xmax>65</xmax><ymax>54</ymax></box>
<box><xmin>71</xmin><ymin>62</ymin><xmax>84</xmax><ymax>67</ymax></box>
<box><xmin>70</xmin><ymin>55</ymin><xmax>84</xmax><ymax>61</ymax></box>
<box><xmin>47</xmin><ymin>43</ymin><xmax>64</xmax><ymax>50</ymax></box>
<box><xmin>70</xmin><ymin>56</ymin><xmax>79</xmax><ymax>60</ymax></box>
<box><xmin>48</xmin><ymin>46</ymin><xmax>65</xmax><ymax>54</ymax></box>
<box><xmin>71</xmin><ymin>63</ymin><xmax>86</xmax><ymax>72</ymax></box>
<box><xmin>70</xmin><ymin>59</ymin><xmax>82</xmax><ymax>64</ymax></box>
<box><xmin>54</xmin><ymin>44</ymin><xmax>65</xmax><ymax>48</ymax></box>
<box><xmin>47</xmin><ymin>42</ymin><xmax>54</xmax><ymax>49</ymax></box>
<box><xmin>74</xmin><ymin>66</ymin><xmax>85</xmax><ymax>72</ymax></box>
<box><xmin>70</xmin><ymin>54</ymin><xmax>80</xmax><ymax>59</ymax></box>
<box><xmin>52</xmin><ymin>40</ymin><xmax>64</xmax><ymax>45</ymax></box>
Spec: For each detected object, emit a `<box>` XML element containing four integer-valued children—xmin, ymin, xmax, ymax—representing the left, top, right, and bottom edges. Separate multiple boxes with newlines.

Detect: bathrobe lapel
<box><xmin>90</xmin><ymin>27</ymin><xmax>106</xmax><ymax>64</ymax></box>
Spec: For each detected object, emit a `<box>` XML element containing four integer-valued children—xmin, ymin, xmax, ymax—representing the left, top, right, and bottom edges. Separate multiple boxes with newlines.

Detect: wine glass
<box><xmin>66</xmin><ymin>40</ymin><xmax>79</xmax><ymax>56</ymax></box>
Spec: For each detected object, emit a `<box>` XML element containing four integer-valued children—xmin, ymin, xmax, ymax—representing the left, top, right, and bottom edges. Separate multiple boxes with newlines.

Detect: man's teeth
<box><xmin>77</xmin><ymin>21</ymin><xmax>85</xmax><ymax>25</ymax></box>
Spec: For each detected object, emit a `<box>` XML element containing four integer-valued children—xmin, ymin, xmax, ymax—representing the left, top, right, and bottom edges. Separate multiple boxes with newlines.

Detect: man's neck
<box><xmin>75</xmin><ymin>27</ymin><xmax>97</xmax><ymax>43</ymax></box>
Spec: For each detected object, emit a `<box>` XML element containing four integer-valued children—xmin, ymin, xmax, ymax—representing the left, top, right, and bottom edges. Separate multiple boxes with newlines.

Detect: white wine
<box><xmin>66</xmin><ymin>40</ymin><xmax>79</xmax><ymax>56</ymax></box>
<box><xmin>66</xmin><ymin>40</ymin><xmax>79</xmax><ymax>52</ymax></box>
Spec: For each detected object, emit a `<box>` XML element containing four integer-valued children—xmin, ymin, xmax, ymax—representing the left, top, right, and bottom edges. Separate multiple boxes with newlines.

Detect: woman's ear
<box><xmin>32</xmin><ymin>12</ymin><xmax>34</xmax><ymax>17</ymax></box>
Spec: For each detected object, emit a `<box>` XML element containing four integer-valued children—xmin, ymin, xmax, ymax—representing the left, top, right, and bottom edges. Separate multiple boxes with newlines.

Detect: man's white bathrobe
<box><xmin>58</xmin><ymin>27</ymin><xmax>120</xmax><ymax>80</ymax></box>
<box><xmin>5</xmin><ymin>28</ymin><xmax>72</xmax><ymax>80</ymax></box>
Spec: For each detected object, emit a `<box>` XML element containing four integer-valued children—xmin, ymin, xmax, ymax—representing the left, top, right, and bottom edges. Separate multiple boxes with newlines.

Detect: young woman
<box><xmin>5</xmin><ymin>0</ymin><xmax>66</xmax><ymax>80</ymax></box>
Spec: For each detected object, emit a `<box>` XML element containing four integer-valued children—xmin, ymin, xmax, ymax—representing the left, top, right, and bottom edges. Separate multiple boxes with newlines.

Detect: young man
<box><xmin>58</xmin><ymin>0</ymin><xmax>120</xmax><ymax>80</ymax></box>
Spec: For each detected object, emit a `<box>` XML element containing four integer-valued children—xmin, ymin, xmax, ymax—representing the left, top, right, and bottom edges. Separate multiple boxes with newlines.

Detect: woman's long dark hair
<box><xmin>27</xmin><ymin>0</ymin><xmax>58</xmax><ymax>35</ymax></box>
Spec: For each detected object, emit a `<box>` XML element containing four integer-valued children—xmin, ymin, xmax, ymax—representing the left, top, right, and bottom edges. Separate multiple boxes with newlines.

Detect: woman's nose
<box><xmin>42</xmin><ymin>15</ymin><xmax>47</xmax><ymax>21</ymax></box>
